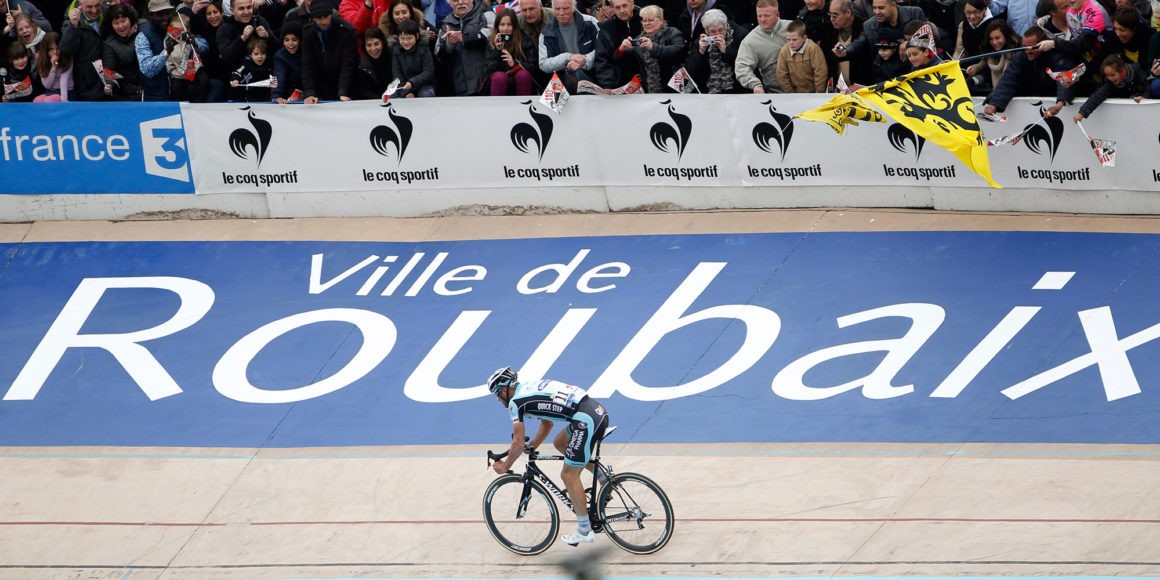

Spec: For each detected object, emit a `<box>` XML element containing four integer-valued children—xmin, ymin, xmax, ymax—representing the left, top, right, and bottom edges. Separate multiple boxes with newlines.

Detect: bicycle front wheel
<box><xmin>482</xmin><ymin>474</ymin><xmax>560</xmax><ymax>555</ymax></box>
<box><xmin>597</xmin><ymin>472</ymin><xmax>674</xmax><ymax>554</ymax></box>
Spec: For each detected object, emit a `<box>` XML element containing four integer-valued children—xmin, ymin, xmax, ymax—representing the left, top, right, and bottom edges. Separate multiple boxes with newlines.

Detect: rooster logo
<box><xmin>510</xmin><ymin>100</ymin><xmax>553</xmax><ymax>161</ymax></box>
<box><xmin>228</xmin><ymin>107</ymin><xmax>272</xmax><ymax>166</ymax></box>
<box><xmin>369</xmin><ymin>103</ymin><xmax>414</xmax><ymax>163</ymax></box>
<box><xmin>887</xmin><ymin>123</ymin><xmax>925</xmax><ymax>162</ymax></box>
<box><xmin>1022</xmin><ymin>101</ymin><xmax>1065</xmax><ymax>162</ymax></box>
<box><xmin>751</xmin><ymin>100</ymin><xmax>794</xmax><ymax>161</ymax></box>
<box><xmin>649</xmin><ymin>100</ymin><xmax>692</xmax><ymax>160</ymax></box>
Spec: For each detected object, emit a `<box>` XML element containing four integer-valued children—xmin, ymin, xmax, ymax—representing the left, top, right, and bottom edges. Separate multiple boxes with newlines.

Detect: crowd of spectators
<box><xmin>1</xmin><ymin>0</ymin><xmax>1157</xmax><ymax>108</ymax></box>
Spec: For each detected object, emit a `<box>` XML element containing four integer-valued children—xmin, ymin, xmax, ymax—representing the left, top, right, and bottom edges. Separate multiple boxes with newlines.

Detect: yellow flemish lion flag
<box><xmin>794</xmin><ymin>93</ymin><xmax>884</xmax><ymax>135</ymax></box>
<box><xmin>856</xmin><ymin>60</ymin><xmax>1000</xmax><ymax>188</ymax></box>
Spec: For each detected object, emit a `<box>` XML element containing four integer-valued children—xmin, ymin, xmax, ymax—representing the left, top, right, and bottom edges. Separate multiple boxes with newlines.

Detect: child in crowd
<box><xmin>272</xmin><ymin>21</ymin><xmax>303</xmax><ymax>103</ymax></box>
<box><xmin>1074</xmin><ymin>54</ymin><xmax>1149</xmax><ymax>122</ymax></box>
<box><xmin>33</xmin><ymin>32</ymin><xmax>72</xmax><ymax>101</ymax></box>
<box><xmin>165</xmin><ymin>12</ymin><xmax>207</xmax><ymax>101</ymax></box>
<box><xmin>775</xmin><ymin>20</ymin><xmax>828</xmax><ymax>92</ymax></box>
<box><xmin>231</xmin><ymin>37</ymin><xmax>274</xmax><ymax>102</ymax></box>
<box><xmin>872</xmin><ymin>28</ymin><xmax>905</xmax><ymax>83</ymax></box>
<box><xmin>390</xmin><ymin>19</ymin><xmax>435</xmax><ymax>97</ymax></box>
<box><xmin>1</xmin><ymin>42</ymin><xmax>43</xmax><ymax>102</ymax></box>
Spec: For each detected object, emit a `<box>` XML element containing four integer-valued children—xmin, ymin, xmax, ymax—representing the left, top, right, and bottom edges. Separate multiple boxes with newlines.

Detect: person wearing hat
<box><xmin>900</xmin><ymin>21</ymin><xmax>945</xmax><ymax>73</ymax></box>
<box><xmin>301</xmin><ymin>0</ymin><xmax>359</xmax><ymax>102</ymax></box>
<box><xmin>870</xmin><ymin>25</ymin><xmax>903</xmax><ymax>82</ymax></box>
<box><xmin>135</xmin><ymin>0</ymin><xmax>180</xmax><ymax>100</ymax></box>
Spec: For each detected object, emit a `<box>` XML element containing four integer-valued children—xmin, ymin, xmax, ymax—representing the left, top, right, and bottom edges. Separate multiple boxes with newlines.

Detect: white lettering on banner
<box><xmin>4</xmin><ymin>266</ymin><xmax>1156</xmax><ymax>405</ymax></box>
<box><xmin>0</xmin><ymin>127</ymin><xmax>131</xmax><ymax>162</ymax></box>
<box><xmin>771</xmin><ymin>304</ymin><xmax>945</xmax><ymax>401</ymax></box>
<box><xmin>517</xmin><ymin>249</ymin><xmax>630</xmax><ymax>295</ymax></box>
<box><xmin>3</xmin><ymin>277</ymin><xmax>215</xmax><ymax>402</ymax></box>
<box><xmin>309</xmin><ymin>253</ymin><xmax>487</xmax><ymax>297</ymax></box>
<box><xmin>212</xmin><ymin>308</ymin><xmax>396</xmax><ymax>404</ymax></box>
<box><xmin>1001</xmin><ymin>306</ymin><xmax>1160</xmax><ymax>402</ymax></box>
<box><xmin>587</xmin><ymin>262</ymin><xmax>781</xmax><ymax>401</ymax></box>
<box><xmin>140</xmin><ymin>114</ymin><xmax>191</xmax><ymax>182</ymax></box>
<box><xmin>405</xmin><ymin>309</ymin><xmax>596</xmax><ymax>402</ymax></box>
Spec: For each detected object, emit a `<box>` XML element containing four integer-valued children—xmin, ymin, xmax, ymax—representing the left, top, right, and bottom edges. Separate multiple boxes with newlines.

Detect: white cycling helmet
<box><xmin>488</xmin><ymin>367</ymin><xmax>517</xmax><ymax>395</ymax></box>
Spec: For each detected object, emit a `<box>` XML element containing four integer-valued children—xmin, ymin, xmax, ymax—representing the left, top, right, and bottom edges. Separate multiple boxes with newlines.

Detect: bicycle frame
<box><xmin>490</xmin><ymin>442</ymin><xmax>613</xmax><ymax>527</ymax></box>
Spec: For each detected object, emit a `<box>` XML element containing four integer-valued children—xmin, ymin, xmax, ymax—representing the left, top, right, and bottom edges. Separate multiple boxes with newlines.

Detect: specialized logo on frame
<box><xmin>503</xmin><ymin>100</ymin><xmax>580</xmax><ymax>182</ymax></box>
<box><xmin>642</xmin><ymin>100</ymin><xmax>718</xmax><ymax>182</ymax></box>
<box><xmin>363</xmin><ymin>102</ymin><xmax>441</xmax><ymax>186</ymax></box>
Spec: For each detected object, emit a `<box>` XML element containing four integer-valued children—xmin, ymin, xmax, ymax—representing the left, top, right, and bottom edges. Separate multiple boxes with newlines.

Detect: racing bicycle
<box><xmin>483</xmin><ymin>426</ymin><xmax>675</xmax><ymax>555</ymax></box>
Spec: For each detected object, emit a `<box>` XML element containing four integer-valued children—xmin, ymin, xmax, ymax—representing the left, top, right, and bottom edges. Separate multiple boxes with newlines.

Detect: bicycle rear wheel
<box><xmin>482</xmin><ymin>474</ymin><xmax>560</xmax><ymax>555</ymax></box>
<box><xmin>596</xmin><ymin>472</ymin><xmax>674</xmax><ymax>554</ymax></box>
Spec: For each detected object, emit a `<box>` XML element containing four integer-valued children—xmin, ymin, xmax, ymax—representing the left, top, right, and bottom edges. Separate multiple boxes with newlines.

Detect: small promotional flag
<box><xmin>381</xmin><ymin>78</ymin><xmax>401</xmax><ymax>103</ymax></box>
<box><xmin>1076</xmin><ymin>120</ymin><xmax>1116</xmax><ymax>167</ymax></box>
<box><xmin>288</xmin><ymin>89</ymin><xmax>303</xmax><ymax>102</ymax></box>
<box><xmin>1047</xmin><ymin>63</ymin><xmax>1085</xmax><ymax>85</ymax></box>
<box><xmin>539</xmin><ymin>73</ymin><xmax>570</xmax><ymax>113</ymax></box>
<box><xmin>92</xmin><ymin>59</ymin><xmax>123</xmax><ymax>88</ymax></box>
<box><xmin>243</xmin><ymin>77</ymin><xmax>277</xmax><ymax>88</ymax></box>
<box><xmin>3</xmin><ymin>76</ymin><xmax>32</xmax><ymax>99</ymax></box>
<box><xmin>666</xmin><ymin>67</ymin><xmax>700</xmax><ymax>93</ymax></box>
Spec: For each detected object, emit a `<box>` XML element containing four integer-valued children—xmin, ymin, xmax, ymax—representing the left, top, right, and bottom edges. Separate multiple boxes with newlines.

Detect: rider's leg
<box><xmin>556</xmin><ymin>429</ymin><xmax>599</xmax><ymax>480</ymax></box>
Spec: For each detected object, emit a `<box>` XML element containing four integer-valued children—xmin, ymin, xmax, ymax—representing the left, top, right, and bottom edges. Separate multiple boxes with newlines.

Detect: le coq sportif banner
<box><xmin>181</xmin><ymin>96</ymin><xmax>1160</xmax><ymax>193</ymax></box>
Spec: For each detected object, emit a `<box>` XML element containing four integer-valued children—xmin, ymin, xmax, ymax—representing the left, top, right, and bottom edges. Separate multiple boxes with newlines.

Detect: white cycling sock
<box><xmin>577</xmin><ymin>514</ymin><xmax>591</xmax><ymax>534</ymax></box>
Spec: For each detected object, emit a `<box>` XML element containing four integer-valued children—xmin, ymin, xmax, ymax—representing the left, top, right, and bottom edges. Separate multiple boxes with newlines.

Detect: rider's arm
<box><xmin>528</xmin><ymin>419</ymin><xmax>553</xmax><ymax>449</ymax></box>
<box><xmin>501</xmin><ymin>421</ymin><xmax>527</xmax><ymax>469</ymax></box>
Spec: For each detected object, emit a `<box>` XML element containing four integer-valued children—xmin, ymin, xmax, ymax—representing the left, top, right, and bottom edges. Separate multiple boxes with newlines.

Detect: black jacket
<box><xmin>301</xmin><ymin>18</ymin><xmax>359</xmax><ymax>100</ymax></box>
<box><xmin>594</xmin><ymin>10</ymin><xmax>642</xmax><ymax>88</ymax></box>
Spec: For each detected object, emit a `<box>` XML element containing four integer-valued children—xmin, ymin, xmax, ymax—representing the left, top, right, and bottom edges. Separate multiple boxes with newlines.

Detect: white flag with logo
<box><xmin>540</xmin><ymin>73</ymin><xmax>570</xmax><ymax>113</ymax></box>
<box><xmin>666</xmin><ymin>67</ymin><xmax>700</xmax><ymax>94</ymax></box>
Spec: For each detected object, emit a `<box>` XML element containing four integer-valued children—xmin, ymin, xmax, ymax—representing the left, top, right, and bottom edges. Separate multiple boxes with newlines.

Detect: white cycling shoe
<box><xmin>561</xmin><ymin>529</ymin><xmax>596</xmax><ymax>546</ymax></box>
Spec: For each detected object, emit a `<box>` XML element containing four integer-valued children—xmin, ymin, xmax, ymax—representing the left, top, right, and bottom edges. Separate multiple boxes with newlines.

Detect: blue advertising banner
<box><xmin>0</xmin><ymin>232</ymin><xmax>1158</xmax><ymax>447</ymax></box>
<box><xmin>0</xmin><ymin>103</ymin><xmax>193</xmax><ymax>194</ymax></box>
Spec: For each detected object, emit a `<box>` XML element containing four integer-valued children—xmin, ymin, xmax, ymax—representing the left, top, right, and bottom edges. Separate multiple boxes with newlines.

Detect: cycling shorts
<box><xmin>563</xmin><ymin>397</ymin><xmax>609</xmax><ymax>467</ymax></box>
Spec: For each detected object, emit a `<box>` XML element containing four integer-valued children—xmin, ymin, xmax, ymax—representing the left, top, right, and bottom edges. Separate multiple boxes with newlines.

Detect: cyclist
<box><xmin>488</xmin><ymin>366</ymin><xmax>609</xmax><ymax>546</ymax></box>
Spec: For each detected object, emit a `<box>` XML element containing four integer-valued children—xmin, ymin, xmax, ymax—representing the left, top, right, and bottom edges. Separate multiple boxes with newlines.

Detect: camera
<box><xmin>499</xmin><ymin>33</ymin><xmax>512</xmax><ymax>42</ymax></box>
<box><xmin>967</xmin><ymin>73</ymin><xmax>986</xmax><ymax>88</ymax></box>
<box><xmin>704</xmin><ymin>35</ymin><xmax>717</xmax><ymax>44</ymax></box>
<box><xmin>631</xmin><ymin>37</ymin><xmax>641</xmax><ymax>46</ymax></box>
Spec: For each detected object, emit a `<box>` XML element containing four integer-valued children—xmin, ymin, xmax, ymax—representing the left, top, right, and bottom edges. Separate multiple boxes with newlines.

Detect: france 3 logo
<box><xmin>138</xmin><ymin>114</ymin><xmax>192</xmax><ymax>183</ymax></box>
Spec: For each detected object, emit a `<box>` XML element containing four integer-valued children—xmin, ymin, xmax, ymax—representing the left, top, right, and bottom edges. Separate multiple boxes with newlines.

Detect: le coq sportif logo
<box><xmin>751</xmin><ymin>100</ymin><xmax>794</xmax><ymax>162</ymax></box>
<box><xmin>887</xmin><ymin>123</ymin><xmax>925</xmax><ymax>162</ymax></box>
<box><xmin>369</xmin><ymin>102</ymin><xmax>414</xmax><ymax>163</ymax></box>
<box><xmin>650</xmin><ymin>100</ymin><xmax>692</xmax><ymax>160</ymax></box>
<box><xmin>1022</xmin><ymin>101</ymin><xmax>1065</xmax><ymax>163</ymax></box>
<box><xmin>510</xmin><ymin>100</ymin><xmax>553</xmax><ymax>161</ymax></box>
<box><xmin>228</xmin><ymin>106</ymin><xmax>272</xmax><ymax>166</ymax></box>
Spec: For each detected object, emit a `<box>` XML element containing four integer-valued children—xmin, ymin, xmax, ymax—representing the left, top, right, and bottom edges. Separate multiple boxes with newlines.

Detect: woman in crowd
<box><xmin>686</xmin><ymin>8</ymin><xmax>744</xmax><ymax>93</ymax></box>
<box><xmin>355</xmin><ymin>26</ymin><xmax>394</xmax><ymax>98</ymax></box>
<box><xmin>952</xmin><ymin>0</ymin><xmax>991</xmax><ymax>61</ymax></box>
<box><xmin>379</xmin><ymin>0</ymin><xmax>435</xmax><ymax>48</ymax></box>
<box><xmin>195</xmin><ymin>0</ymin><xmax>230</xmax><ymax>101</ymax></box>
<box><xmin>629</xmin><ymin>4</ymin><xmax>685</xmax><ymax>92</ymax></box>
<box><xmin>101</xmin><ymin>3</ymin><xmax>143</xmax><ymax>100</ymax></box>
<box><xmin>485</xmin><ymin>7</ymin><xmax>535</xmax><ymax>95</ymax></box>
<box><xmin>965</xmin><ymin>19</ymin><xmax>1017</xmax><ymax>94</ymax></box>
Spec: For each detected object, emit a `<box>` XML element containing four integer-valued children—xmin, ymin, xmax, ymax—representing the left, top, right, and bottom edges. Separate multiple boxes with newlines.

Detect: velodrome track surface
<box><xmin>1</xmin><ymin>209</ymin><xmax>1159</xmax><ymax>580</ymax></box>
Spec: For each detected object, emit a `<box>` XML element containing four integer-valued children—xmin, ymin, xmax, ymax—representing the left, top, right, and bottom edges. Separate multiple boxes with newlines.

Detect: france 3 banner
<box><xmin>0</xmin><ymin>102</ymin><xmax>194</xmax><ymax>194</ymax></box>
<box><xmin>180</xmin><ymin>97</ymin><xmax>1160</xmax><ymax>194</ymax></box>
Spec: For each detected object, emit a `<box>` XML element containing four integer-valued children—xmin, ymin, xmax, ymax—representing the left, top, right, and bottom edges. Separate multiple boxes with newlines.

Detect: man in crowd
<box><xmin>519</xmin><ymin>0</ymin><xmax>554</xmax><ymax>88</ymax></box>
<box><xmin>735</xmin><ymin>0</ymin><xmax>789</xmax><ymax>92</ymax></box>
<box><xmin>434</xmin><ymin>0</ymin><xmax>494</xmax><ymax>95</ymax></box>
<box><xmin>982</xmin><ymin>26</ymin><xmax>1079</xmax><ymax>117</ymax></box>
<box><xmin>59</xmin><ymin>0</ymin><xmax>107</xmax><ymax>100</ymax></box>
<box><xmin>593</xmin><ymin>0</ymin><xmax>641</xmax><ymax>88</ymax></box>
<box><xmin>301</xmin><ymin>0</ymin><xmax>358</xmax><ymax>102</ymax></box>
<box><xmin>218</xmin><ymin>0</ymin><xmax>274</xmax><ymax>71</ymax></box>
<box><xmin>539</xmin><ymin>0</ymin><xmax>599</xmax><ymax>92</ymax></box>
<box><xmin>835</xmin><ymin>0</ymin><xmax>933</xmax><ymax>65</ymax></box>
